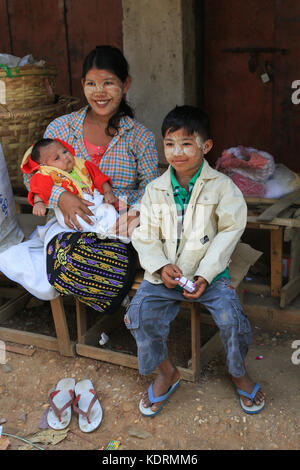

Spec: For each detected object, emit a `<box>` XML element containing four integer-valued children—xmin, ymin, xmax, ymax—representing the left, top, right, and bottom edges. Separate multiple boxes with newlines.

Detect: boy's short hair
<box><xmin>31</xmin><ymin>138</ymin><xmax>55</xmax><ymax>163</ymax></box>
<box><xmin>161</xmin><ymin>105</ymin><xmax>210</xmax><ymax>142</ymax></box>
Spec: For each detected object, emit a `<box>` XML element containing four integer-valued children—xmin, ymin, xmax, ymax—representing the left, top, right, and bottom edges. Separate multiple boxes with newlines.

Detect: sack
<box><xmin>0</xmin><ymin>142</ymin><xmax>24</xmax><ymax>253</ymax></box>
<box><xmin>216</xmin><ymin>146</ymin><xmax>275</xmax><ymax>197</ymax></box>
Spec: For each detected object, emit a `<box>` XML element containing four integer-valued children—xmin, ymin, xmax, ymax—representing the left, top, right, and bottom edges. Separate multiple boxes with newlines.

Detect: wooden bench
<box><xmin>74</xmin><ymin>243</ymin><xmax>260</xmax><ymax>382</ymax></box>
<box><xmin>74</xmin><ymin>269</ymin><xmax>225</xmax><ymax>382</ymax></box>
<box><xmin>0</xmin><ymin>206</ymin><xmax>75</xmax><ymax>357</ymax></box>
<box><xmin>0</xmin><ymin>196</ymin><xmax>257</xmax><ymax>382</ymax></box>
<box><xmin>246</xmin><ymin>194</ymin><xmax>300</xmax><ymax>307</ymax></box>
<box><xmin>0</xmin><ymin>277</ymin><xmax>75</xmax><ymax>356</ymax></box>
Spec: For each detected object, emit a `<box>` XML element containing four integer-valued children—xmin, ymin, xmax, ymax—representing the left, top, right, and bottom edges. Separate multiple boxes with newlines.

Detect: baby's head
<box><xmin>161</xmin><ymin>105</ymin><xmax>213</xmax><ymax>174</ymax></box>
<box><xmin>31</xmin><ymin>138</ymin><xmax>74</xmax><ymax>173</ymax></box>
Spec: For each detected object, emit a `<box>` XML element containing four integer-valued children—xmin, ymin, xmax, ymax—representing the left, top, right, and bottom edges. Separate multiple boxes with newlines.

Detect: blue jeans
<box><xmin>125</xmin><ymin>278</ymin><xmax>252</xmax><ymax>378</ymax></box>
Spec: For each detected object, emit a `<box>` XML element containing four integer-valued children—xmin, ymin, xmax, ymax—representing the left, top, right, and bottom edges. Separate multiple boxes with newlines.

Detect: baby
<box><xmin>21</xmin><ymin>138</ymin><xmax>128</xmax><ymax>241</ymax></box>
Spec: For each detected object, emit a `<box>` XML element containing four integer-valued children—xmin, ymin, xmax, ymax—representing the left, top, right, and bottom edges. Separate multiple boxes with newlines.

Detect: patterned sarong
<box><xmin>47</xmin><ymin>232</ymin><xmax>137</xmax><ymax>314</ymax></box>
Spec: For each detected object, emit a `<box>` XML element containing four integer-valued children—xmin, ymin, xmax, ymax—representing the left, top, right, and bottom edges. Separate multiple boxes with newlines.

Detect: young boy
<box><xmin>125</xmin><ymin>105</ymin><xmax>265</xmax><ymax>416</ymax></box>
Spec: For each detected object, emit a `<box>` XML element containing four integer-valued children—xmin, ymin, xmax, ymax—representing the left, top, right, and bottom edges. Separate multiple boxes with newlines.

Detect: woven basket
<box><xmin>0</xmin><ymin>95</ymin><xmax>80</xmax><ymax>192</ymax></box>
<box><xmin>0</xmin><ymin>64</ymin><xmax>58</xmax><ymax>109</ymax></box>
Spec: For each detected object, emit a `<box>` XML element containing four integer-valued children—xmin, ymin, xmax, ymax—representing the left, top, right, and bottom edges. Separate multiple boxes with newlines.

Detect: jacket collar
<box><xmin>152</xmin><ymin>159</ymin><xmax>219</xmax><ymax>190</ymax></box>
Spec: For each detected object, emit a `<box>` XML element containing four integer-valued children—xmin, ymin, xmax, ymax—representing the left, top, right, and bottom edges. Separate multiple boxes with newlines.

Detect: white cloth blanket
<box><xmin>0</xmin><ymin>191</ymin><xmax>129</xmax><ymax>300</ymax></box>
<box><xmin>0</xmin><ymin>218</ymin><xmax>64</xmax><ymax>300</ymax></box>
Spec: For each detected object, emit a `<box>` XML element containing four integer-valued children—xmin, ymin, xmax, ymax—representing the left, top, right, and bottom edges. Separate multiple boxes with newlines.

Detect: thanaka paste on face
<box><xmin>84</xmin><ymin>76</ymin><xmax>123</xmax><ymax>99</ymax></box>
<box><xmin>164</xmin><ymin>132</ymin><xmax>204</xmax><ymax>159</ymax></box>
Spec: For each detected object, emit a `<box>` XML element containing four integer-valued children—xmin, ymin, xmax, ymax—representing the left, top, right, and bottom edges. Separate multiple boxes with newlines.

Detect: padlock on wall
<box><xmin>260</xmin><ymin>60</ymin><xmax>273</xmax><ymax>83</ymax></box>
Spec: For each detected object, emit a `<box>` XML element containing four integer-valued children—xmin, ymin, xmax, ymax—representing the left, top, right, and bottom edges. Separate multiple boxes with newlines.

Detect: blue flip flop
<box><xmin>237</xmin><ymin>383</ymin><xmax>265</xmax><ymax>414</ymax></box>
<box><xmin>139</xmin><ymin>379</ymin><xmax>181</xmax><ymax>417</ymax></box>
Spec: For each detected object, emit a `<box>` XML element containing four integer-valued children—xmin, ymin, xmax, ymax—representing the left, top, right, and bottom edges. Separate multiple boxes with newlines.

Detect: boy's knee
<box><xmin>210</xmin><ymin>280</ymin><xmax>251</xmax><ymax>334</ymax></box>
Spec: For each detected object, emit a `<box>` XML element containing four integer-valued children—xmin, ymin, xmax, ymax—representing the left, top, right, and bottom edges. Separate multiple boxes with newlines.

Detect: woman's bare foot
<box><xmin>232</xmin><ymin>372</ymin><xmax>265</xmax><ymax>408</ymax></box>
<box><xmin>141</xmin><ymin>358</ymin><xmax>180</xmax><ymax>413</ymax></box>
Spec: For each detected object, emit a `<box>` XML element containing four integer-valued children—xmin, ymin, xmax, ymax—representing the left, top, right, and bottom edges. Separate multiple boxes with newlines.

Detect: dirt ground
<box><xmin>1</xmin><ymin>299</ymin><xmax>300</xmax><ymax>451</ymax></box>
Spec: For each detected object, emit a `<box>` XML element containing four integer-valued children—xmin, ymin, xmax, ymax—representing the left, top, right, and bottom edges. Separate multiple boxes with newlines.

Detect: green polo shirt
<box><xmin>170</xmin><ymin>164</ymin><xmax>230</xmax><ymax>287</ymax></box>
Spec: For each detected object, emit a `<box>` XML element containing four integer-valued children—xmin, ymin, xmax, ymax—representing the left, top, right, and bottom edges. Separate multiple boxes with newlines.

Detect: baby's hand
<box><xmin>104</xmin><ymin>190</ymin><xmax>118</xmax><ymax>205</ymax></box>
<box><xmin>33</xmin><ymin>201</ymin><xmax>46</xmax><ymax>216</ymax></box>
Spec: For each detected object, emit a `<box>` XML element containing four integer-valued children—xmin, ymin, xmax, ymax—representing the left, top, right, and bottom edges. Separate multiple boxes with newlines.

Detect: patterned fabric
<box><xmin>47</xmin><ymin>232</ymin><xmax>137</xmax><ymax>314</ymax></box>
<box><xmin>23</xmin><ymin>106</ymin><xmax>159</xmax><ymax>208</ymax></box>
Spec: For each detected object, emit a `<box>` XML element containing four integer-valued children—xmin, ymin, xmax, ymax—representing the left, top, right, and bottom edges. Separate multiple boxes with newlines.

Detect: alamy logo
<box><xmin>0</xmin><ymin>80</ymin><xmax>5</xmax><ymax>105</ymax></box>
<box><xmin>291</xmin><ymin>80</ymin><xmax>300</xmax><ymax>105</ymax></box>
<box><xmin>291</xmin><ymin>340</ymin><xmax>300</xmax><ymax>365</ymax></box>
<box><xmin>0</xmin><ymin>340</ymin><xmax>6</xmax><ymax>365</ymax></box>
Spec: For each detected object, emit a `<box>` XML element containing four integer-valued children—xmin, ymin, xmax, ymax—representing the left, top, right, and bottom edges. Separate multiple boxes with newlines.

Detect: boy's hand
<box><xmin>33</xmin><ymin>201</ymin><xmax>46</xmax><ymax>216</ymax></box>
<box><xmin>160</xmin><ymin>264</ymin><xmax>183</xmax><ymax>289</ymax></box>
<box><xmin>182</xmin><ymin>276</ymin><xmax>208</xmax><ymax>299</ymax></box>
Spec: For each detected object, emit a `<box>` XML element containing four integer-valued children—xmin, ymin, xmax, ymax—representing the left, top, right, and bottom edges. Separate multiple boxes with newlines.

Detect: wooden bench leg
<box><xmin>50</xmin><ymin>297</ymin><xmax>75</xmax><ymax>357</ymax></box>
<box><xmin>76</xmin><ymin>299</ymin><xmax>87</xmax><ymax>344</ymax></box>
<box><xmin>270</xmin><ymin>227</ymin><xmax>283</xmax><ymax>297</ymax></box>
<box><xmin>190</xmin><ymin>304</ymin><xmax>201</xmax><ymax>381</ymax></box>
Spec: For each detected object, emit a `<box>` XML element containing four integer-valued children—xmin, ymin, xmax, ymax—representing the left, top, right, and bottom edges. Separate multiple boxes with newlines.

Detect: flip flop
<box><xmin>73</xmin><ymin>379</ymin><xmax>103</xmax><ymax>432</ymax></box>
<box><xmin>237</xmin><ymin>383</ymin><xmax>265</xmax><ymax>414</ymax></box>
<box><xmin>47</xmin><ymin>378</ymin><xmax>75</xmax><ymax>430</ymax></box>
<box><xmin>139</xmin><ymin>379</ymin><xmax>181</xmax><ymax>417</ymax></box>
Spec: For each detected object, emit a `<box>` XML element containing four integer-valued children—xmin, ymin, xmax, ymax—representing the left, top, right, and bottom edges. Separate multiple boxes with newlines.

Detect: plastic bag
<box><xmin>264</xmin><ymin>164</ymin><xmax>300</xmax><ymax>199</ymax></box>
<box><xmin>216</xmin><ymin>146</ymin><xmax>275</xmax><ymax>197</ymax></box>
<box><xmin>0</xmin><ymin>53</ymin><xmax>45</xmax><ymax>68</ymax></box>
<box><xmin>0</xmin><ymin>143</ymin><xmax>24</xmax><ymax>253</ymax></box>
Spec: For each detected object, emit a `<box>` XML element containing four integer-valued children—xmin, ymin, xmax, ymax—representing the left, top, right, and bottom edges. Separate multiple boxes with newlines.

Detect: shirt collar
<box><xmin>153</xmin><ymin>159</ymin><xmax>219</xmax><ymax>191</ymax></box>
<box><xmin>170</xmin><ymin>160</ymin><xmax>204</xmax><ymax>193</ymax></box>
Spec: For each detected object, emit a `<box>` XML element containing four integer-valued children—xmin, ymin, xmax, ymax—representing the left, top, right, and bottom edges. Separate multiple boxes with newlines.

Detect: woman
<box><xmin>24</xmin><ymin>45</ymin><xmax>159</xmax><ymax>313</ymax></box>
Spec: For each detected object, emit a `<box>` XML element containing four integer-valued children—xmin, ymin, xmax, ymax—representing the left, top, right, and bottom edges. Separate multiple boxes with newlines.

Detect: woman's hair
<box><xmin>82</xmin><ymin>45</ymin><xmax>134</xmax><ymax>136</ymax></box>
<box><xmin>31</xmin><ymin>138</ymin><xmax>55</xmax><ymax>163</ymax></box>
<box><xmin>161</xmin><ymin>105</ymin><xmax>210</xmax><ymax>142</ymax></box>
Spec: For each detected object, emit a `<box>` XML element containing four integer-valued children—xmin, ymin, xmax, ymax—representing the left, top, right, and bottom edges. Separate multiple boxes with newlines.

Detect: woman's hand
<box><xmin>182</xmin><ymin>276</ymin><xmax>208</xmax><ymax>300</ymax></box>
<box><xmin>160</xmin><ymin>264</ymin><xmax>183</xmax><ymax>289</ymax></box>
<box><xmin>58</xmin><ymin>191</ymin><xmax>94</xmax><ymax>230</ymax></box>
<box><xmin>104</xmin><ymin>190</ymin><xmax>118</xmax><ymax>206</ymax></box>
<box><xmin>112</xmin><ymin>209</ymin><xmax>140</xmax><ymax>238</ymax></box>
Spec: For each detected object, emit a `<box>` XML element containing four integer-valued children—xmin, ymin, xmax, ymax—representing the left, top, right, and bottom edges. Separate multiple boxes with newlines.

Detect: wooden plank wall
<box><xmin>204</xmin><ymin>0</ymin><xmax>300</xmax><ymax>172</ymax></box>
<box><xmin>0</xmin><ymin>0</ymin><xmax>123</xmax><ymax>104</ymax></box>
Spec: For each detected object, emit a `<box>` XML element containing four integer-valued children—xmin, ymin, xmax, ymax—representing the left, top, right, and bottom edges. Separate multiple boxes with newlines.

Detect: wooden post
<box><xmin>270</xmin><ymin>227</ymin><xmax>283</xmax><ymax>297</ymax></box>
<box><xmin>190</xmin><ymin>304</ymin><xmax>201</xmax><ymax>381</ymax></box>
<box><xmin>50</xmin><ymin>297</ymin><xmax>75</xmax><ymax>356</ymax></box>
<box><xmin>76</xmin><ymin>299</ymin><xmax>87</xmax><ymax>344</ymax></box>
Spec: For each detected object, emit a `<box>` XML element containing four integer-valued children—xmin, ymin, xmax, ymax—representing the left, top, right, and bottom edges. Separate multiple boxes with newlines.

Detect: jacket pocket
<box><xmin>198</xmin><ymin>192</ymin><xmax>219</xmax><ymax>205</ymax></box>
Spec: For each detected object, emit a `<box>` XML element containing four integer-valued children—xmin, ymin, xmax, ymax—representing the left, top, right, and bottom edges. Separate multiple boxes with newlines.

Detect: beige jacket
<box><xmin>132</xmin><ymin>159</ymin><xmax>247</xmax><ymax>285</ymax></box>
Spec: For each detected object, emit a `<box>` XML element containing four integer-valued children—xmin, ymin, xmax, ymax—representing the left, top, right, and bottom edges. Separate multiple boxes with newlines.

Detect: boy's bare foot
<box><xmin>141</xmin><ymin>358</ymin><xmax>180</xmax><ymax>413</ymax></box>
<box><xmin>232</xmin><ymin>373</ymin><xmax>265</xmax><ymax>408</ymax></box>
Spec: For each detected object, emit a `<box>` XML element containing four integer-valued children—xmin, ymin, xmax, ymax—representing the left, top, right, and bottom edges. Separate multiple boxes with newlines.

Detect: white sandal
<box><xmin>73</xmin><ymin>379</ymin><xmax>103</xmax><ymax>432</ymax></box>
<box><xmin>47</xmin><ymin>378</ymin><xmax>75</xmax><ymax>430</ymax></box>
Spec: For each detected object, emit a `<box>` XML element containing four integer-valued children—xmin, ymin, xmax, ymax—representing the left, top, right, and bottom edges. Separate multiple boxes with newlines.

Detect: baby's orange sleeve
<box><xmin>28</xmin><ymin>173</ymin><xmax>54</xmax><ymax>206</ymax></box>
<box><xmin>84</xmin><ymin>161</ymin><xmax>112</xmax><ymax>194</ymax></box>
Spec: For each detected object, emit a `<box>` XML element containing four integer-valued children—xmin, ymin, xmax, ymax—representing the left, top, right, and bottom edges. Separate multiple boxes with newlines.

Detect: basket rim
<box><xmin>0</xmin><ymin>95</ymin><xmax>80</xmax><ymax>118</ymax></box>
<box><xmin>0</xmin><ymin>64</ymin><xmax>58</xmax><ymax>78</ymax></box>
